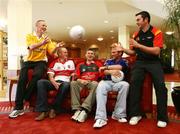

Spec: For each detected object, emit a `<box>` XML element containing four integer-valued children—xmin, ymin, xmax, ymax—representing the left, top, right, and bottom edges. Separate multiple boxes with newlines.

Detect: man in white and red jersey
<box><xmin>35</xmin><ymin>47</ymin><xmax>75</xmax><ymax>121</ymax></box>
<box><xmin>71</xmin><ymin>48</ymin><xmax>102</xmax><ymax>123</ymax></box>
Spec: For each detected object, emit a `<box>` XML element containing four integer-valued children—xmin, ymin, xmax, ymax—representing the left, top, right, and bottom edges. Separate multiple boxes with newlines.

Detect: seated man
<box><xmin>71</xmin><ymin>48</ymin><xmax>102</xmax><ymax>123</ymax></box>
<box><xmin>35</xmin><ymin>47</ymin><xmax>75</xmax><ymax>121</ymax></box>
<box><xmin>93</xmin><ymin>43</ymin><xmax>129</xmax><ymax>128</ymax></box>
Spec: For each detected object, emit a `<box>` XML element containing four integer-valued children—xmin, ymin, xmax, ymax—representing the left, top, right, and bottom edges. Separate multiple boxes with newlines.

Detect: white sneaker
<box><xmin>118</xmin><ymin>118</ymin><xmax>127</xmax><ymax>123</ymax></box>
<box><xmin>71</xmin><ymin>110</ymin><xmax>81</xmax><ymax>121</ymax></box>
<box><xmin>9</xmin><ymin>109</ymin><xmax>24</xmax><ymax>118</ymax></box>
<box><xmin>129</xmin><ymin>116</ymin><xmax>142</xmax><ymax>125</ymax></box>
<box><xmin>111</xmin><ymin>115</ymin><xmax>127</xmax><ymax>123</ymax></box>
<box><xmin>93</xmin><ymin>119</ymin><xmax>107</xmax><ymax>128</ymax></box>
<box><xmin>111</xmin><ymin>115</ymin><xmax>118</xmax><ymax>120</ymax></box>
<box><xmin>76</xmin><ymin>110</ymin><xmax>88</xmax><ymax>123</ymax></box>
<box><xmin>157</xmin><ymin>121</ymin><xmax>167</xmax><ymax>128</ymax></box>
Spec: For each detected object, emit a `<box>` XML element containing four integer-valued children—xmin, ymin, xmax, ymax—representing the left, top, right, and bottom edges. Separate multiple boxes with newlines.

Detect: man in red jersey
<box><xmin>71</xmin><ymin>48</ymin><xmax>102</xmax><ymax>123</ymax></box>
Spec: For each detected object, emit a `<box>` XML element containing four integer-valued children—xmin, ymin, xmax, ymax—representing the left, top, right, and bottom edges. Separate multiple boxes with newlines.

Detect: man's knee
<box><xmin>62</xmin><ymin>82</ymin><xmax>70</xmax><ymax>87</ymax></box>
<box><xmin>71</xmin><ymin>81</ymin><xmax>78</xmax><ymax>87</ymax></box>
<box><xmin>60</xmin><ymin>82</ymin><xmax>70</xmax><ymax>91</ymax></box>
<box><xmin>33</xmin><ymin>72</ymin><xmax>44</xmax><ymax>80</ymax></box>
<box><xmin>97</xmin><ymin>81</ymin><xmax>110</xmax><ymax>93</ymax></box>
<box><xmin>122</xmin><ymin>81</ymin><xmax>130</xmax><ymax>89</ymax></box>
<box><xmin>89</xmin><ymin>81</ymin><xmax>98</xmax><ymax>89</ymax></box>
<box><xmin>37</xmin><ymin>79</ymin><xmax>48</xmax><ymax>85</ymax></box>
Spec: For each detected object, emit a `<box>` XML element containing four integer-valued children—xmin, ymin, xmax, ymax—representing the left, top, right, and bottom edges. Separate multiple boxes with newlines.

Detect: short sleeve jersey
<box><xmin>132</xmin><ymin>25</ymin><xmax>163</xmax><ymax>61</ymax></box>
<box><xmin>24</xmin><ymin>33</ymin><xmax>56</xmax><ymax>62</ymax></box>
<box><xmin>103</xmin><ymin>58</ymin><xmax>128</xmax><ymax>81</ymax></box>
<box><xmin>47</xmin><ymin>59</ymin><xmax>75</xmax><ymax>82</ymax></box>
<box><xmin>75</xmin><ymin>61</ymin><xmax>102</xmax><ymax>81</ymax></box>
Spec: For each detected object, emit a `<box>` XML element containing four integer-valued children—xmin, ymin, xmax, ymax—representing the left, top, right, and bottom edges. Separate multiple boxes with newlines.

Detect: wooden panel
<box><xmin>67</xmin><ymin>47</ymin><xmax>81</xmax><ymax>58</ymax></box>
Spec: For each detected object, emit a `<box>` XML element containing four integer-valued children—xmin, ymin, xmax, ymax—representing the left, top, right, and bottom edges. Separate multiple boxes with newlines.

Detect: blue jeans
<box><xmin>95</xmin><ymin>80</ymin><xmax>129</xmax><ymax>121</ymax></box>
<box><xmin>35</xmin><ymin>79</ymin><xmax>70</xmax><ymax>112</ymax></box>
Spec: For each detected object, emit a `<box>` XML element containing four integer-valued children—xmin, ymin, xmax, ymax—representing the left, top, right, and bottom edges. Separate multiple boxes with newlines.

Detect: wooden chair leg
<box><xmin>146</xmin><ymin>113</ymin><xmax>153</xmax><ymax>119</ymax></box>
<box><xmin>9</xmin><ymin>80</ymin><xmax>14</xmax><ymax>107</ymax></box>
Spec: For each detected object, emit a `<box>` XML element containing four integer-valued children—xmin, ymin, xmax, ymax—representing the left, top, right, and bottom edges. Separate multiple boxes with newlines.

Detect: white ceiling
<box><xmin>1</xmin><ymin>0</ymin><xmax>167</xmax><ymax>45</ymax></box>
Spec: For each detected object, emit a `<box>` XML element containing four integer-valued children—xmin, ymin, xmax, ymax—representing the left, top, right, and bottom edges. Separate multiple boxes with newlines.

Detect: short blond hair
<box><xmin>57</xmin><ymin>47</ymin><xmax>67</xmax><ymax>57</ymax></box>
<box><xmin>35</xmin><ymin>20</ymin><xmax>45</xmax><ymax>27</ymax></box>
<box><xmin>111</xmin><ymin>42</ymin><xmax>122</xmax><ymax>48</ymax></box>
<box><xmin>111</xmin><ymin>42</ymin><xmax>123</xmax><ymax>56</ymax></box>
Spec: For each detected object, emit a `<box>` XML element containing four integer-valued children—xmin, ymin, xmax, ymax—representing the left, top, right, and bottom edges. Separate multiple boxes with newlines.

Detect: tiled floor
<box><xmin>0</xmin><ymin>80</ymin><xmax>180</xmax><ymax>107</ymax></box>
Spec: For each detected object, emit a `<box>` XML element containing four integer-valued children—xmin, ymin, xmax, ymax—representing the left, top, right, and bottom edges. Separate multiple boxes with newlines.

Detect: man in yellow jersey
<box><xmin>9</xmin><ymin>20</ymin><xmax>62</xmax><ymax>118</ymax></box>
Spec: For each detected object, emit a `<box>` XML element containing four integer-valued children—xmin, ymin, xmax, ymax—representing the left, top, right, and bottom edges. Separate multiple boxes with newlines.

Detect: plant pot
<box><xmin>171</xmin><ymin>86</ymin><xmax>180</xmax><ymax>114</ymax></box>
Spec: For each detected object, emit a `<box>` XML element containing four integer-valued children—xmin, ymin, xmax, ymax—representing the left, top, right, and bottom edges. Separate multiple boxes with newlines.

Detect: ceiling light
<box><xmin>165</xmin><ymin>31</ymin><xmax>174</xmax><ymax>35</ymax></box>
<box><xmin>111</xmin><ymin>36</ymin><xmax>114</xmax><ymax>39</ymax></box>
<box><xmin>110</xmin><ymin>30</ymin><xmax>114</xmax><ymax>33</ymax></box>
<box><xmin>58</xmin><ymin>1</ymin><xmax>63</xmax><ymax>4</ymax></box>
<box><xmin>67</xmin><ymin>26</ymin><xmax>71</xmax><ymax>29</ymax></box>
<box><xmin>97</xmin><ymin>36</ymin><xmax>104</xmax><ymax>41</ymax></box>
<box><xmin>104</xmin><ymin>20</ymin><xmax>109</xmax><ymax>24</ymax></box>
<box><xmin>70</xmin><ymin>44</ymin><xmax>77</xmax><ymax>48</ymax></box>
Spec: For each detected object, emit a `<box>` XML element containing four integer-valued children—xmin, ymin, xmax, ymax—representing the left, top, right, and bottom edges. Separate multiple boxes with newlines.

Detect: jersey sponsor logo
<box><xmin>147</xmin><ymin>36</ymin><xmax>153</xmax><ymax>39</ymax></box>
<box><xmin>92</xmin><ymin>67</ymin><xmax>97</xmax><ymax>71</ymax></box>
<box><xmin>82</xmin><ymin>68</ymin><xmax>86</xmax><ymax>72</ymax></box>
<box><xmin>57</xmin><ymin>66</ymin><xmax>62</xmax><ymax>70</ymax></box>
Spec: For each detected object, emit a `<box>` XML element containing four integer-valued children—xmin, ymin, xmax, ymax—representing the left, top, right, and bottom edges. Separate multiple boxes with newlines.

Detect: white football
<box><xmin>69</xmin><ymin>25</ymin><xmax>85</xmax><ymax>40</ymax></box>
<box><xmin>111</xmin><ymin>70</ymin><xmax>124</xmax><ymax>83</ymax></box>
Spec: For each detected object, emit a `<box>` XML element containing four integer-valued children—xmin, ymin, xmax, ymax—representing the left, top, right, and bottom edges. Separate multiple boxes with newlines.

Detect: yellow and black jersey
<box><xmin>24</xmin><ymin>32</ymin><xmax>56</xmax><ymax>62</ymax></box>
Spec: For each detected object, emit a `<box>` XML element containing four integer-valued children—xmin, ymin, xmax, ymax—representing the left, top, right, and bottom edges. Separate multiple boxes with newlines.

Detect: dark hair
<box><xmin>135</xmin><ymin>11</ymin><xmax>150</xmax><ymax>23</ymax></box>
<box><xmin>87</xmin><ymin>48</ymin><xmax>95</xmax><ymax>53</ymax></box>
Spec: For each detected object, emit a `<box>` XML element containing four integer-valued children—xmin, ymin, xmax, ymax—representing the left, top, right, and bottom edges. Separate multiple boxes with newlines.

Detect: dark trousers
<box><xmin>15</xmin><ymin>61</ymin><xmax>47</xmax><ymax>110</ymax></box>
<box><xmin>128</xmin><ymin>61</ymin><xmax>168</xmax><ymax>122</ymax></box>
<box><xmin>35</xmin><ymin>79</ymin><xmax>70</xmax><ymax>112</ymax></box>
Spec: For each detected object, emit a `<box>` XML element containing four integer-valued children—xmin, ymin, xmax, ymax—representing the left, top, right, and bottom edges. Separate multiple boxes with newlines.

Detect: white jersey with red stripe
<box><xmin>47</xmin><ymin>58</ymin><xmax>75</xmax><ymax>82</ymax></box>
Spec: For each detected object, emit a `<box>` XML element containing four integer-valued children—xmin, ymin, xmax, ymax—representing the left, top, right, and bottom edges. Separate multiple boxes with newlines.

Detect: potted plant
<box><xmin>163</xmin><ymin>0</ymin><xmax>180</xmax><ymax>114</ymax></box>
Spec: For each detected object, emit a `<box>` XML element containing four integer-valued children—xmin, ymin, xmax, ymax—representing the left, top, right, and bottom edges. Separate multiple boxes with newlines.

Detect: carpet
<box><xmin>1</xmin><ymin>102</ymin><xmax>179</xmax><ymax>122</ymax></box>
<box><xmin>0</xmin><ymin>102</ymin><xmax>30</xmax><ymax>114</ymax></box>
<box><xmin>152</xmin><ymin>105</ymin><xmax>180</xmax><ymax>122</ymax></box>
<box><xmin>0</xmin><ymin>112</ymin><xmax>179</xmax><ymax>134</ymax></box>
